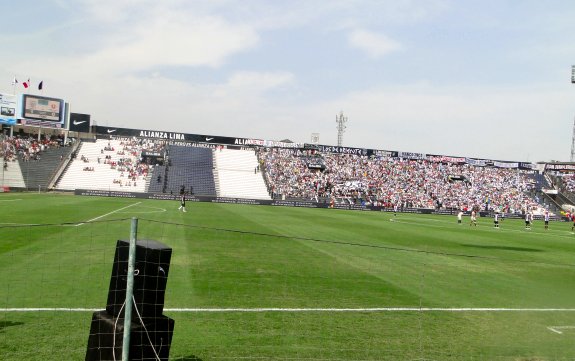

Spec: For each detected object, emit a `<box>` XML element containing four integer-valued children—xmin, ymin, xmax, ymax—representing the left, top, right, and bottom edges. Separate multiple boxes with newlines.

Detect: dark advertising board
<box><xmin>69</xmin><ymin>113</ymin><xmax>91</xmax><ymax>133</ymax></box>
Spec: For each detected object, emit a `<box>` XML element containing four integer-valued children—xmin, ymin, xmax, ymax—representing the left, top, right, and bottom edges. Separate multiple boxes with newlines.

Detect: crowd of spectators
<box><xmin>95</xmin><ymin>137</ymin><xmax>166</xmax><ymax>188</ymax></box>
<box><xmin>258</xmin><ymin>148</ymin><xmax>541</xmax><ymax>213</ymax></box>
<box><xmin>0</xmin><ymin>134</ymin><xmax>65</xmax><ymax>164</ymax></box>
<box><xmin>559</xmin><ymin>174</ymin><xmax>575</xmax><ymax>194</ymax></box>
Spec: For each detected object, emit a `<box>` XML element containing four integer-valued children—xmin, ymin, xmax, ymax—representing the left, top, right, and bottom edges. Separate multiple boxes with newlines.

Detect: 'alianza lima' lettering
<box><xmin>234</xmin><ymin>138</ymin><xmax>264</xmax><ymax>145</ymax></box>
<box><xmin>139</xmin><ymin>130</ymin><xmax>184</xmax><ymax>140</ymax></box>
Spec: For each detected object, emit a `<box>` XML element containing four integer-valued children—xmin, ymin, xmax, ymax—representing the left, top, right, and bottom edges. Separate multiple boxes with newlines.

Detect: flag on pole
<box><xmin>38</xmin><ymin>81</ymin><xmax>43</xmax><ymax>90</ymax></box>
<box><xmin>23</xmin><ymin>78</ymin><xmax>30</xmax><ymax>88</ymax></box>
<box><xmin>11</xmin><ymin>77</ymin><xmax>18</xmax><ymax>86</ymax></box>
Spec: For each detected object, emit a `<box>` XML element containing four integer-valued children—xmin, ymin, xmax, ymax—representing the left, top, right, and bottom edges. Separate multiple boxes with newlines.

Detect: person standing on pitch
<box><xmin>544</xmin><ymin>210</ymin><xmax>550</xmax><ymax>230</ymax></box>
<box><xmin>178</xmin><ymin>185</ymin><xmax>187</xmax><ymax>212</ymax></box>
<box><xmin>178</xmin><ymin>193</ymin><xmax>187</xmax><ymax>212</ymax></box>
<box><xmin>525</xmin><ymin>211</ymin><xmax>532</xmax><ymax>230</ymax></box>
<box><xmin>470</xmin><ymin>210</ymin><xmax>477</xmax><ymax>226</ymax></box>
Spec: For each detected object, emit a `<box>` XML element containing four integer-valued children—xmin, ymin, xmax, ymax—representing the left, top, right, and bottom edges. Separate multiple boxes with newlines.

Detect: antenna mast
<box><xmin>336</xmin><ymin>111</ymin><xmax>348</xmax><ymax>147</ymax></box>
<box><xmin>571</xmin><ymin>66</ymin><xmax>575</xmax><ymax>161</ymax></box>
<box><xmin>571</xmin><ymin>116</ymin><xmax>575</xmax><ymax>162</ymax></box>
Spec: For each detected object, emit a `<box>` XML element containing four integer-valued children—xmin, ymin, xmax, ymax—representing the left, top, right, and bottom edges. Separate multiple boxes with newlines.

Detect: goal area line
<box><xmin>2</xmin><ymin>307</ymin><xmax>575</xmax><ymax>313</ymax></box>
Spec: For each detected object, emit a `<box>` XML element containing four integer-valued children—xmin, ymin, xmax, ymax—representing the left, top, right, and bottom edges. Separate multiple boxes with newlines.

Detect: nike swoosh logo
<box><xmin>107</xmin><ymin>129</ymin><xmax>117</xmax><ymax>133</ymax></box>
<box><xmin>206</xmin><ymin>137</ymin><xmax>214</xmax><ymax>141</ymax></box>
<box><xmin>73</xmin><ymin>120</ymin><xmax>86</xmax><ymax>125</ymax></box>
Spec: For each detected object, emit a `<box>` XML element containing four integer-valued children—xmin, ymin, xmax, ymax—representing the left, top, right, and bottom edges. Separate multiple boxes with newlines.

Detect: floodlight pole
<box><xmin>122</xmin><ymin>217</ymin><xmax>138</xmax><ymax>361</ymax></box>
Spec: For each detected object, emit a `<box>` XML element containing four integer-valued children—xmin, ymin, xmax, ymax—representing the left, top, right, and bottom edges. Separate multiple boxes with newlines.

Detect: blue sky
<box><xmin>2</xmin><ymin>0</ymin><xmax>575</xmax><ymax>162</ymax></box>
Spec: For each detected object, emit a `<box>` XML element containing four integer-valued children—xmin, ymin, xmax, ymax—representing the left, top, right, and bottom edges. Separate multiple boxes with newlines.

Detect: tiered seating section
<box><xmin>214</xmin><ymin>148</ymin><xmax>271</xmax><ymax>199</ymax></box>
<box><xmin>148</xmin><ymin>165</ymin><xmax>166</xmax><ymax>193</ymax></box>
<box><xmin>57</xmin><ymin>138</ymin><xmax>155</xmax><ymax>192</ymax></box>
<box><xmin>0</xmin><ymin>132</ymin><xmax>556</xmax><ymax>214</ymax></box>
<box><xmin>258</xmin><ymin>148</ymin><xmax>542</xmax><ymax>213</ymax></box>
<box><xmin>0</xmin><ymin>135</ymin><xmax>69</xmax><ymax>189</ymax></box>
<box><xmin>163</xmin><ymin>145</ymin><xmax>216</xmax><ymax>196</ymax></box>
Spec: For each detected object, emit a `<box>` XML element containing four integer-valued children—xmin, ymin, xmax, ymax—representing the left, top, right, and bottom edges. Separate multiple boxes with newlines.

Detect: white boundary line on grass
<box><xmin>547</xmin><ymin>326</ymin><xmax>575</xmax><ymax>334</ymax></box>
<box><xmin>116</xmin><ymin>206</ymin><xmax>166</xmax><ymax>214</ymax></box>
<box><xmin>76</xmin><ymin>201</ymin><xmax>141</xmax><ymax>226</ymax></box>
<box><xmin>2</xmin><ymin>307</ymin><xmax>575</xmax><ymax>313</ymax></box>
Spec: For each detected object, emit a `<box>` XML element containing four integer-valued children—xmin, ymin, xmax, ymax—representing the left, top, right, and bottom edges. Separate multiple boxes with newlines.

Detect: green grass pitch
<box><xmin>1</xmin><ymin>193</ymin><xmax>575</xmax><ymax>360</ymax></box>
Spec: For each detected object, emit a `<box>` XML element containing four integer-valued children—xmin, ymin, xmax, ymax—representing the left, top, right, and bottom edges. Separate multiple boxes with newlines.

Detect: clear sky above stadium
<box><xmin>2</xmin><ymin>0</ymin><xmax>575</xmax><ymax>162</ymax></box>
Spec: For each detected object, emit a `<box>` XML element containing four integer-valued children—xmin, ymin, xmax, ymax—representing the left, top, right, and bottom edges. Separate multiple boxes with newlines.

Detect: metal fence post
<box><xmin>122</xmin><ymin>217</ymin><xmax>138</xmax><ymax>361</ymax></box>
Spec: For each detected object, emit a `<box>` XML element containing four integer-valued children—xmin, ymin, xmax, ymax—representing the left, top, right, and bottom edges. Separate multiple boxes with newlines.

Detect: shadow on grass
<box><xmin>462</xmin><ymin>244</ymin><xmax>542</xmax><ymax>252</ymax></box>
<box><xmin>0</xmin><ymin>320</ymin><xmax>24</xmax><ymax>333</ymax></box>
<box><xmin>171</xmin><ymin>355</ymin><xmax>204</xmax><ymax>361</ymax></box>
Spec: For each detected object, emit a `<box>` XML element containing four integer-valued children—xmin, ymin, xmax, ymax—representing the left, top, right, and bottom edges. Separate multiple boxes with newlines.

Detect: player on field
<box><xmin>493</xmin><ymin>212</ymin><xmax>499</xmax><ymax>228</ymax></box>
<box><xmin>178</xmin><ymin>193</ymin><xmax>187</xmax><ymax>212</ymax></box>
<box><xmin>178</xmin><ymin>185</ymin><xmax>187</xmax><ymax>212</ymax></box>
<box><xmin>544</xmin><ymin>210</ymin><xmax>550</xmax><ymax>230</ymax></box>
<box><xmin>525</xmin><ymin>211</ymin><xmax>532</xmax><ymax>230</ymax></box>
<box><xmin>457</xmin><ymin>210</ymin><xmax>463</xmax><ymax>224</ymax></box>
<box><xmin>469</xmin><ymin>210</ymin><xmax>477</xmax><ymax>226</ymax></box>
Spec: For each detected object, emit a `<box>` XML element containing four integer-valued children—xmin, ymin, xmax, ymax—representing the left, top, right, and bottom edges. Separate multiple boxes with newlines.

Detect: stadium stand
<box><xmin>56</xmin><ymin>139</ymin><xmax>149</xmax><ymax>192</ymax></box>
<box><xmin>1</xmin><ymin>135</ymin><xmax>72</xmax><ymax>190</ymax></box>
<box><xmin>147</xmin><ymin>164</ymin><xmax>166</xmax><ymax>193</ymax></box>
<box><xmin>18</xmin><ymin>145</ymin><xmax>74</xmax><ymax>190</ymax></box>
<box><xmin>162</xmin><ymin>145</ymin><xmax>216</xmax><ymax>196</ymax></box>
<box><xmin>1</xmin><ymin>124</ymin><xmax>564</xmax><ymax>216</ymax></box>
<box><xmin>258</xmin><ymin>148</ymin><xmax>544</xmax><ymax>213</ymax></box>
<box><xmin>214</xmin><ymin>148</ymin><xmax>271</xmax><ymax>199</ymax></box>
<box><xmin>0</xmin><ymin>157</ymin><xmax>25</xmax><ymax>189</ymax></box>
<box><xmin>544</xmin><ymin>173</ymin><xmax>575</xmax><ymax>211</ymax></box>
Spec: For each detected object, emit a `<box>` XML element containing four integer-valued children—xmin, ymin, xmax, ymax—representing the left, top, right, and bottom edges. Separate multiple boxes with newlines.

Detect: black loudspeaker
<box><xmin>106</xmin><ymin>240</ymin><xmax>172</xmax><ymax>318</ymax></box>
<box><xmin>86</xmin><ymin>310</ymin><xmax>174</xmax><ymax>361</ymax></box>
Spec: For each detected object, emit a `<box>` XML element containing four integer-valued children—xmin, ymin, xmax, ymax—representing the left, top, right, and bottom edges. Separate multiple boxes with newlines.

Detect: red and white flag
<box><xmin>22</xmin><ymin>78</ymin><xmax>30</xmax><ymax>88</ymax></box>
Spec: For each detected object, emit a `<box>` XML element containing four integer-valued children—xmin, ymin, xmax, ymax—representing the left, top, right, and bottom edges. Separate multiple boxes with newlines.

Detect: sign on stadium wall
<box><xmin>371</xmin><ymin>150</ymin><xmax>397</xmax><ymax>158</ymax></box>
<box><xmin>427</xmin><ymin>155</ymin><xmax>466</xmax><ymax>163</ymax></box>
<box><xmin>69</xmin><ymin>113</ymin><xmax>91</xmax><ymax>133</ymax></box>
<box><xmin>398</xmin><ymin>151</ymin><xmax>426</xmax><ymax>160</ymax></box>
<box><xmin>0</xmin><ymin>93</ymin><xmax>17</xmax><ymax>125</ymax></box>
<box><xmin>519</xmin><ymin>162</ymin><xmax>534</xmax><ymax>170</ymax></box>
<box><xmin>73</xmin><ymin>189</ymin><xmax>431</xmax><ymax>213</ymax></box>
<box><xmin>19</xmin><ymin>94</ymin><xmax>65</xmax><ymax>126</ymax></box>
<box><xmin>466</xmin><ymin>158</ymin><xmax>488</xmax><ymax>166</ymax></box>
<box><xmin>544</xmin><ymin>163</ymin><xmax>575</xmax><ymax>171</ymax></box>
<box><xmin>74</xmin><ymin>189</ymin><xmax>562</xmax><ymax>221</ymax></box>
<box><xmin>93</xmin><ymin>125</ymin><xmax>533</xmax><ymax>167</ymax></box>
<box><xmin>265</xmin><ymin>140</ymin><xmax>304</xmax><ymax>148</ymax></box>
<box><xmin>493</xmin><ymin>161</ymin><xmax>519</xmax><ymax>168</ymax></box>
<box><xmin>318</xmin><ymin>145</ymin><xmax>368</xmax><ymax>156</ymax></box>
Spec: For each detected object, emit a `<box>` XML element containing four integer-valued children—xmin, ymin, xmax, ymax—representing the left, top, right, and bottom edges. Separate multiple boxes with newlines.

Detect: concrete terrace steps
<box><xmin>0</xmin><ymin>158</ymin><xmax>25</xmax><ymax>188</ymax></box>
<box><xmin>56</xmin><ymin>139</ymin><xmax>148</xmax><ymax>192</ymax></box>
<box><xmin>214</xmin><ymin>148</ymin><xmax>270</xmax><ymax>200</ymax></box>
<box><xmin>18</xmin><ymin>146</ymin><xmax>73</xmax><ymax>190</ymax></box>
<box><xmin>163</xmin><ymin>145</ymin><xmax>216</xmax><ymax>196</ymax></box>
